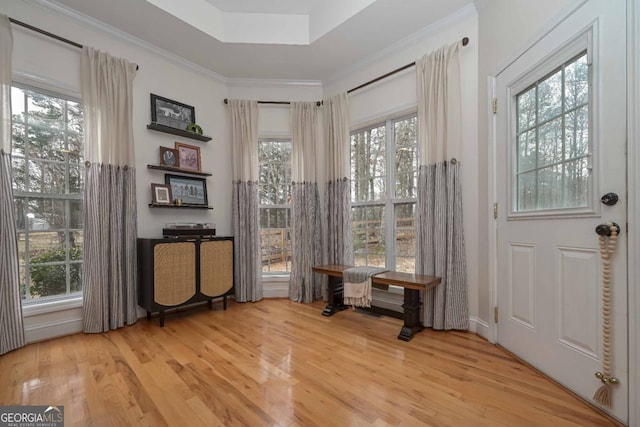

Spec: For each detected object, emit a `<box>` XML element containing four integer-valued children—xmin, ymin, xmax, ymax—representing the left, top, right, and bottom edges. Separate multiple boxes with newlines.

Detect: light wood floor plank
<box><xmin>0</xmin><ymin>299</ymin><xmax>623</xmax><ymax>426</ymax></box>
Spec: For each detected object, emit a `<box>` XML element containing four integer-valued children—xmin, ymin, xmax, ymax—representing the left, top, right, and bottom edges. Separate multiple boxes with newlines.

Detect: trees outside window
<box><xmin>515</xmin><ymin>52</ymin><xmax>590</xmax><ymax>211</ymax></box>
<box><xmin>258</xmin><ymin>139</ymin><xmax>292</xmax><ymax>273</ymax></box>
<box><xmin>351</xmin><ymin>114</ymin><xmax>417</xmax><ymax>273</ymax></box>
<box><xmin>11</xmin><ymin>85</ymin><xmax>84</xmax><ymax>302</ymax></box>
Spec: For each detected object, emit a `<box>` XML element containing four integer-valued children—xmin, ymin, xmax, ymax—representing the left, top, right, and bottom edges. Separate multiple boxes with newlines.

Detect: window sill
<box><xmin>22</xmin><ymin>296</ymin><xmax>83</xmax><ymax>317</ymax></box>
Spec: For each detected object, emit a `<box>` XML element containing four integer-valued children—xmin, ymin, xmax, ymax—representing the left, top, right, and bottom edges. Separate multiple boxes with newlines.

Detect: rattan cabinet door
<box><xmin>200</xmin><ymin>239</ymin><xmax>233</xmax><ymax>297</ymax></box>
<box><xmin>153</xmin><ymin>242</ymin><xmax>197</xmax><ymax>306</ymax></box>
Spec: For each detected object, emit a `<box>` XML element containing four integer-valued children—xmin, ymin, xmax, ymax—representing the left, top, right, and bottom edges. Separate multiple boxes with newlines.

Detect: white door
<box><xmin>495</xmin><ymin>0</ymin><xmax>628</xmax><ymax>422</ymax></box>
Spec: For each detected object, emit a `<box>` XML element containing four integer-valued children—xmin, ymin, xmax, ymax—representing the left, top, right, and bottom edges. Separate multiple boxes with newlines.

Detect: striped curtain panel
<box><xmin>0</xmin><ymin>14</ymin><xmax>25</xmax><ymax>355</ymax></box>
<box><xmin>81</xmin><ymin>47</ymin><xmax>138</xmax><ymax>333</ymax></box>
<box><xmin>415</xmin><ymin>42</ymin><xmax>469</xmax><ymax>330</ymax></box>
<box><xmin>228</xmin><ymin>100</ymin><xmax>262</xmax><ymax>302</ymax></box>
<box><xmin>323</xmin><ymin>93</ymin><xmax>353</xmax><ymax>267</ymax></box>
<box><xmin>289</xmin><ymin>102</ymin><xmax>322</xmax><ymax>303</ymax></box>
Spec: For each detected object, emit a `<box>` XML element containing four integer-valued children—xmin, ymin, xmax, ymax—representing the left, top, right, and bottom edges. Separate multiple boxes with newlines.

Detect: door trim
<box><xmin>626</xmin><ymin>1</ymin><xmax>640</xmax><ymax>425</ymax></box>
<box><xmin>487</xmin><ymin>0</ymin><xmax>639</xmax><ymax>423</ymax></box>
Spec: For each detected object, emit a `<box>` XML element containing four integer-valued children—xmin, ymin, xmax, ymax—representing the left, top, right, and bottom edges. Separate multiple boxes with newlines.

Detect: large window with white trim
<box><xmin>258</xmin><ymin>138</ymin><xmax>292</xmax><ymax>274</ymax></box>
<box><xmin>11</xmin><ymin>85</ymin><xmax>84</xmax><ymax>303</ymax></box>
<box><xmin>350</xmin><ymin>114</ymin><xmax>417</xmax><ymax>273</ymax></box>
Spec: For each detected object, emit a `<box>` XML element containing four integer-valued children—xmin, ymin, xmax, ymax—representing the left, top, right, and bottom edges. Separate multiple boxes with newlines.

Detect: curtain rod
<box><xmin>223</xmin><ymin>99</ymin><xmax>322</xmax><ymax>106</ymax></box>
<box><xmin>347</xmin><ymin>36</ymin><xmax>469</xmax><ymax>95</ymax></box>
<box><xmin>8</xmin><ymin>17</ymin><xmax>139</xmax><ymax>70</ymax></box>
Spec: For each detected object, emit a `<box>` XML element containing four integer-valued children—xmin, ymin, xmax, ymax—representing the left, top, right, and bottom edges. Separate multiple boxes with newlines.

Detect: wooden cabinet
<box><xmin>137</xmin><ymin>236</ymin><xmax>234</xmax><ymax>326</ymax></box>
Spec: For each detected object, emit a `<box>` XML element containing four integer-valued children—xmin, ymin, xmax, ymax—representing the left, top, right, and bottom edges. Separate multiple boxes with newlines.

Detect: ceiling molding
<box><xmin>31</xmin><ymin>0</ymin><xmax>228</xmax><ymax>83</ymax></box>
<box><xmin>323</xmin><ymin>3</ymin><xmax>477</xmax><ymax>89</ymax></box>
<box><xmin>227</xmin><ymin>78</ymin><xmax>322</xmax><ymax>88</ymax></box>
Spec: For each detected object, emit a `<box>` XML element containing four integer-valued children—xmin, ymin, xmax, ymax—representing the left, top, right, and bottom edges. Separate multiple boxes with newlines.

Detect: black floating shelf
<box><xmin>147</xmin><ymin>123</ymin><xmax>212</xmax><ymax>142</ymax></box>
<box><xmin>147</xmin><ymin>164</ymin><xmax>212</xmax><ymax>177</ymax></box>
<box><xmin>149</xmin><ymin>204</ymin><xmax>213</xmax><ymax>210</ymax></box>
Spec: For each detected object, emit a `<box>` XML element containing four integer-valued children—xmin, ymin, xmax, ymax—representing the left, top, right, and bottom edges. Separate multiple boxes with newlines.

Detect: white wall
<box><xmin>2</xmin><ymin>0</ymin><xmax>230</xmax><ymax>341</ymax></box>
<box><xmin>475</xmin><ymin>0</ymin><xmax>580</xmax><ymax>330</ymax></box>
<box><xmin>323</xmin><ymin>6</ymin><xmax>481</xmax><ymax>333</ymax></box>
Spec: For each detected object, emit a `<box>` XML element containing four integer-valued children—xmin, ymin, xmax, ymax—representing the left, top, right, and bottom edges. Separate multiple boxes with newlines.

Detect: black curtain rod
<box><xmin>8</xmin><ymin>17</ymin><xmax>139</xmax><ymax>70</ymax></box>
<box><xmin>223</xmin><ymin>99</ymin><xmax>322</xmax><ymax>106</ymax></box>
<box><xmin>347</xmin><ymin>36</ymin><xmax>469</xmax><ymax>95</ymax></box>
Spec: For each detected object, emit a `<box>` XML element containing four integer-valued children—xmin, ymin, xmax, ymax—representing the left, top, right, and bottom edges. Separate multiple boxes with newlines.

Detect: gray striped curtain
<box><xmin>81</xmin><ymin>47</ymin><xmax>138</xmax><ymax>332</ymax></box>
<box><xmin>0</xmin><ymin>14</ymin><xmax>25</xmax><ymax>355</ymax></box>
<box><xmin>229</xmin><ymin>100</ymin><xmax>262</xmax><ymax>302</ymax></box>
<box><xmin>289</xmin><ymin>102</ymin><xmax>322</xmax><ymax>303</ymax></box>
<box><xmin>415</xmin><ymin>42</ymin><xmax>469</xmax><ymax>330</ymax></box>
<box><xmin>324</xmin><ymin>94</ymin><xmax>353</xmax><ymax>267</ymax></box>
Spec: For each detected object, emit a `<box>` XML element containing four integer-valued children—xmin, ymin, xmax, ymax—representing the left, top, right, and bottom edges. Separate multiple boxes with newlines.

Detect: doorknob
<box><xmin>595</xmin><ymin>222</ymin><xmax>620</xmax><ymax>236</ymax></box>
<box><xmin>600</xmin><ymin>193</ymin><xmax>619</xmax><ymax>206</ymax></box>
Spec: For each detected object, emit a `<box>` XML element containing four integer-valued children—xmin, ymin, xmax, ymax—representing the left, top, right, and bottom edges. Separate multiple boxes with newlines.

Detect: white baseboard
<box><xmin>469</xmin><ymin>316</ymin><xmax>489</xmax><ymax>339</ymax></box>
<box><xmin>24</xmin><ymin>316</ymin><xmax>83</xmax><ymax>343</ymax></box>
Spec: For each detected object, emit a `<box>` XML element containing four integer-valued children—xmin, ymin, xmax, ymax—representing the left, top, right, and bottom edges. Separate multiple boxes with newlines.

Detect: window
<box><xmin>258</xmin><ymin>138</ymin><xmax>291</xmax><ymax>274</ymax></box>
<box><xmin>351</xmin><ymin>114</ymin><xmax>417</xmax><ymax>273</ymax></box>
<box><xmin>11</xmin><ymin>85</ymin><xmax>84</xmax><ymax>303</ymax></box>
<box><xmin>514</xmin><ymin>52</ymin><xmax>590</xmax><ymax>212</ymax></box>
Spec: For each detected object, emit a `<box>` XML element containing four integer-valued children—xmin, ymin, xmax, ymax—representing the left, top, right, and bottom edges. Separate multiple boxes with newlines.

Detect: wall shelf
<box><xmin>148</xmin><ymin>203</ymin><xmax>213</xmax><ymax>210</ymax></box>
<box><xmin>147</xmin><ymin>164</ymin><xmax>212</xmax><ymax>177</ymax></box>
<box><xmin>147</xmin><ymin>123</ymin><xmax>212</xmax><ymax>142</ymax></box>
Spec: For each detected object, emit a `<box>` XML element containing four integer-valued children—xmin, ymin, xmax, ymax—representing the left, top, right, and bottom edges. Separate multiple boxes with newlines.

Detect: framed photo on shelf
<box><xmin>159</xmin><ymin>146</ymin><xmax>179</xmax><ymax>168</ymax></box>
<box><xmin>151</xmin><ymin>183</ymin><xmax>172</xmax><ymax>205</ymax></box>
<box><xmin>150</xmin><ymin>94</ymin><xmax>195</xmax><ymax>131</ymax></box>
<box><xmin>175</xmin><ymin>142</ymin><xmax>201</xmax><ymax>172</ymax></box>
<box><xmin>165</xmin><ymin>174</ymin><xmax>208</xmax><ymax>206</ymax></box>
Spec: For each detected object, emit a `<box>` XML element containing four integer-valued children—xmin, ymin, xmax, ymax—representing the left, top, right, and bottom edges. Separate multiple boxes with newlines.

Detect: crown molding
<box><xmin>29</xmin><ymin>0</ymin><xmax>228</xmax><ymax>83</ymax></box>
<box><xmin>227</xmin><ymin>77</ymin><xmax>322</xmax><ymax>89</ymax></box>
<box><xmin>323</xmin><ymin>3</ymin><xmax>477</xmax><ymax>88</ymax></box>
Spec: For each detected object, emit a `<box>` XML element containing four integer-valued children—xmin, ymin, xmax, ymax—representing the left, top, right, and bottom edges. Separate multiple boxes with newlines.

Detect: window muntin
<box><xmin>258</xmin><ymin>139</ymin><xmax>291</xmax><ymax>274</ymax></box>
<box><xmin>514</xmin><ymin>52</ymin><xmax>590</xmax><ymax>212</ymax></box>
<box><xmin>351</xmin><ymin>115</ymin><xmax>417</xmax><ymax>273</ymax></box>
<box><xmin>12</xmin><ymin>85</ymin><xmax>84</xmax><ymax>303</ymax></box>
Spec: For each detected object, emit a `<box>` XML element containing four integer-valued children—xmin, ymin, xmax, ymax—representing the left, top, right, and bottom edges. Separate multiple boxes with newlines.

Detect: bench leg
<box><xmin>322</xmin><ymin>275</ymin><xmax>348</xmax><ymax>316</ymax></box>
<box><xmin>398</xmin><ymin>288</ymin><xmax>423</xmax><ymax>341</ymax></box>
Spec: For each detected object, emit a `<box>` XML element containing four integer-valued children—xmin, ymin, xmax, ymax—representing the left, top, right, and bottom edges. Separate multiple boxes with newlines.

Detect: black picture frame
<box><xmin>150</xmin><ymin>94</ymin><xmax>195</xmax><ymax>131</ymax></box>
<box><xmin>164</xmin><ymin>174</ymin><xmax>208</xmax><ymax>206</ymax></box>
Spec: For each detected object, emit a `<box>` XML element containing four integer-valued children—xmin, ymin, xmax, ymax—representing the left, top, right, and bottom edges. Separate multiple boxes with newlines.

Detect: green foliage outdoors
<box><xmin>29</xmin><ymin>247</ymin><xmax>82</xmax><ymax>298</ymax></box>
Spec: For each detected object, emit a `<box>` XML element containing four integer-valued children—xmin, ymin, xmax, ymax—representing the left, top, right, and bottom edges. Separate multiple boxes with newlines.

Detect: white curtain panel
<box><xmin>0</xmin><ymin>14</ymin><xmax>25</xmax><ymax>355</ymax></box>
<box><xmin>81</xmin><ymin>46</ymin><xmax>138</xmax><ymax>333</ymax></box>
<box><xmin>323</xmin><ymin>93</ymin><xmax>353</xmax><ymax>266</ymax></box>
<box><xmin>415</xmin><ymin>42</ymin><xmax>469</xmax><ymax>330</ymax></box>
<box><xmin>229</xmin><ymin>99</ymin><xmax>262</xmax><ymax>302</ymax></box>
<box><xmin>289</xmin><ymin>102</ymin><xmax>322</xmax><ymax>303</ymax></box>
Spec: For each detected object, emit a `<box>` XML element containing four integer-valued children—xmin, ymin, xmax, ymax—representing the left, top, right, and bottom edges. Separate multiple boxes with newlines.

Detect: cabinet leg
<box><xmin>159</xmin><ymin>310</ymin><xmax>165</xmax><ymax>327</ymax></box>
<box><xmin>223</xmin><ymin>295</ymin><xmax>227</xmax><ymax>310</ymax></box>
<box><xmin>146</xmin><ymin>311</ymin><xmax>151</xmax><ymax>321</ymax></box>
<box><xmin>207</xmin><ymin>299</ymin><xmax>213</xmax><ymax>309</ymax></box>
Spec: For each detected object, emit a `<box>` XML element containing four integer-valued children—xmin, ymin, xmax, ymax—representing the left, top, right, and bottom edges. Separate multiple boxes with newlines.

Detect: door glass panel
<box><xmin>514</xmin><ymin>52</ymin><xmax>590</xmax><ymax>212</ymax></box>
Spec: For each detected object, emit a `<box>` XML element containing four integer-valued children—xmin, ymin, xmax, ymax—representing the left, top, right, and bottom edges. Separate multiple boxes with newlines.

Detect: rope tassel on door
<box><xmin>593</xmin><ymin>222</ymin><xmax>620</xmax><ymax>408</ymax></box>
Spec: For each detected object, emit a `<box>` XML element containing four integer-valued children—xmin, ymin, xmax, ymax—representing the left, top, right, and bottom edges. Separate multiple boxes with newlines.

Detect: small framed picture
<box><xmin>175</xmin><ymin>142</ymin><xmax>201</xmax><ymax>172</ymax></box>
<box><xmin>165</xmin><ymin>174</ymin><xmax>208</xmax><ymax>207</ymax></box>
<box><xmin>150</xmin><ymin>94</ymin><xmax>195</xmax><ymax>131</ymax></box>
<box><xmin>159</xmin><ymin>147</ymin><xmax>179</xmax><ymax>168</ymax></box>
<box><xmin>151</xmin><ymin>183</ymin><xmax>172</xmax><ymax>205</ymax></box>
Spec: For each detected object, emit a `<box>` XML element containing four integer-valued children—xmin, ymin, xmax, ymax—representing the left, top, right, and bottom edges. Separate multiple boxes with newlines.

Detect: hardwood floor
<box><xmin>0</xmin><ymin>299</ymin><xmax>621</xmax><ymax>426</ymax></box>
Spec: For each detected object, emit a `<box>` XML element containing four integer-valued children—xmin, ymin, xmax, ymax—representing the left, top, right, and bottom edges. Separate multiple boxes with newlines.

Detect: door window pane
<box><xmin>514</xmin><ymin>52</ymin><xmax>591</xmax><ymax>212</ymax></box>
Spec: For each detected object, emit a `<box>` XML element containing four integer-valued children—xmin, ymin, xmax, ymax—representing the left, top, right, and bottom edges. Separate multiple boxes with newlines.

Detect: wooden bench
<box><xmin>312</xmin><ymin>264</ymin><xmax>441</xmax><ymax>341</ymax></box>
